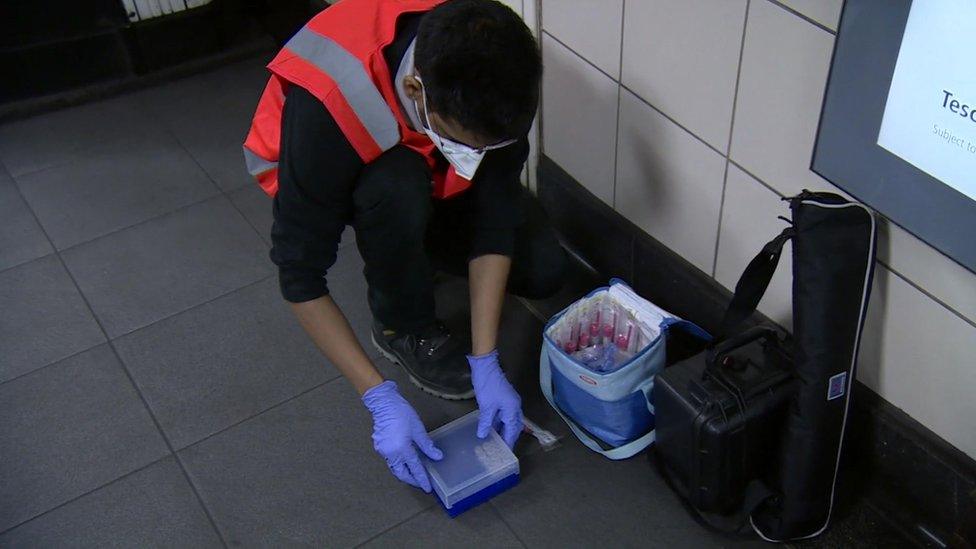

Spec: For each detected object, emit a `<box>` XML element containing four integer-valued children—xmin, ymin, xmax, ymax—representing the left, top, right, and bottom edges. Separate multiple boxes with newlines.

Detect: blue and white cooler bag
<box><xmin>540</xmin><ymin>279</ymin><xmax>711</xmax><ymax>460</ymax></box>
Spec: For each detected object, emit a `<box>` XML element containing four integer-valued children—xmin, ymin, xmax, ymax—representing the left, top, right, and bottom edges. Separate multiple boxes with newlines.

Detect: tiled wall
<box><xmin>492</xmin><ymin>0</ymin><xmax>540</xmax><ymax>188</ymax></box>
<box><xmin>539</xmin><ymin>0</ymin><xmax>976</xmax><ymax>460</ymax></box>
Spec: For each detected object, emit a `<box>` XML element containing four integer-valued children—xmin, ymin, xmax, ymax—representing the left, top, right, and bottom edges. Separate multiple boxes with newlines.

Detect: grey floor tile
<box><xmin>0</xmin><ymin>255</ymin><xmax>105</xmax><ymax>382</ymax></box>
<box><xmin>0</xmin><ymin>94</ymin><xmax>164</xmax><ymax>178</ymax></box>
<box><xmin>0</xmin><ymin>345</ymin><xmax>169</xmax><ymax>532</ymax></box>
<box><xmin>178</xmin><ymin>381</ymin><xmax>433</xmax><ymax>547</ymax></box>
<box><xmin>175</xmin><ymin>134</ymin><xmax>255</xmax><ymax>193</ymax></box>
<box><xmin>228</xmin><ymin>184</ymin><xmax>274</xmax><ymax>245</ymax></box>
<box><xmin>0</xmin><ymin>170</ymin><xmax>52</xmax><ymax>271</ymax></box>
<box><xmin>0</xmin><ymin>457</ymin><xmax>222</xmax><ymax>548</ymax></box>
<box><xmin>15</xmin><ymin>137</ymin><xmax>220</xmax><ymax>250</ymax></box>
<box><xmin>490</xmin><ymin>441</ymin><xmax>709</xmax><ymax>548</ymax></box>
<box><xmin>229</xmin><ymin>183</ymin><xmax>357</xmax><ymax>249</ymax></box>
<box><xmin>328</xmin><ymin>245</ymin><xmax>382</xmax><ymax>360</ymax></box>
<box><xmin>137</xmin><ymin>58</ymin><xmax>270</xmax><ymax>192</ymax></box>
<box><xmin>361</xmin><ymin>505</ymin><xmax>523</xmax><ymax>549</ymax></box>
<box><xmin>61</xmin><ymin>196</ymin><xmax>273</xmax><ymax>338</ymax></box>
<box><xmin>115</xmin><ymin>277</ymin><xmax>335</xmax><ymax>449</ymax></box>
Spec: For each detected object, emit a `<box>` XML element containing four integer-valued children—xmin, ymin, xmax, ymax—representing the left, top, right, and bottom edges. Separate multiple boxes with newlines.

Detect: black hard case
<box><xmin>654</xmin><ymin>327</ymin><xmax>795</xmax><ymax>514</ymax></box>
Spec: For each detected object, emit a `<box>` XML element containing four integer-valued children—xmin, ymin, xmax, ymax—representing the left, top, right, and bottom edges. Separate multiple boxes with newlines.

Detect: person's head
<box><xmin>404</xmin><ymin>0</ymin><xmax>541</xmax><ymax>150</ymax></box>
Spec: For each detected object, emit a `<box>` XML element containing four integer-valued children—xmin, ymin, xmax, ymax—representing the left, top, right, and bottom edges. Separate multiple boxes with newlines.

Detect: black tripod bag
<box><xmin>750</xmin><ymin>191</ymin><xmax>877</xmax><ymax>541</ymax></box>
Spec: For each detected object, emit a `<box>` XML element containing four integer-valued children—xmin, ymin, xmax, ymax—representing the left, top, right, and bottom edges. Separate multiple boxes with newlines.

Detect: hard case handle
<box><xmin>706</xmin><ymin>325</ymin><xmax>780</xmax><ymax>370</ymax></box>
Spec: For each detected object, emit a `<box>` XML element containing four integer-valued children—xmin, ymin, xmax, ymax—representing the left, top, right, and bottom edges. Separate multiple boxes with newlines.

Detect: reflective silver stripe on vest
<box><xmin>243</xmin><ymin>146</ymin><xmax>278</xmax><ymax>176</ymax></box>
<box><xmin>285</xmin><ymin>27</ymin><xmax>400</xmax><ymax>151</ymax></box>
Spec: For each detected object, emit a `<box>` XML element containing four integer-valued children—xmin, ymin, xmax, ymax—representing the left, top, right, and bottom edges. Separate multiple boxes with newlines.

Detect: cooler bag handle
<box><xmin>715</xmin><ymin>227</ymin><xmax>794</xmax><ymax>341</ymax></box>
<box><xmin>538</xmin><ymin>347</ymin><xmax>655</xmax><ymax>460</ymax></box>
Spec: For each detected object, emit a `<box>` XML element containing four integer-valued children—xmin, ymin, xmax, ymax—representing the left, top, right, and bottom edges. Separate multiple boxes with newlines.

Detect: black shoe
<box><xmin>370</xmin><ymin>321</ymin><xmax>474</xmax><ymax>400</ymax></box>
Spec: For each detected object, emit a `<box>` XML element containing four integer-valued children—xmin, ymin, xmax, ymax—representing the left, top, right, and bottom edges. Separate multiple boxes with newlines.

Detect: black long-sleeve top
<box><xmin>269</xmin><ymin>13</ymin><xmax>528</xmax><ymax>303</ymax></box>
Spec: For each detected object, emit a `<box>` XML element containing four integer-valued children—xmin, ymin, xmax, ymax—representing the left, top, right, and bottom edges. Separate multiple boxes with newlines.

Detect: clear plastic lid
<box><xmin>421</xmin><ymin>410</ymin><xmax>519</xmax><ymax>509</ymax></box>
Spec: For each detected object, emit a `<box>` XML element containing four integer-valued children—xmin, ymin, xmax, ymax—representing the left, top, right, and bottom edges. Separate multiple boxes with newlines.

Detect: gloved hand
<box><xmin>361</xmin><ymin>380</ymin><xmax>443</xmax><ymax>492</ymax></box>
<box><xmin>468</xmin><ymin>349</ymin><xmax>523</xmax><ymax>448</ymax></box>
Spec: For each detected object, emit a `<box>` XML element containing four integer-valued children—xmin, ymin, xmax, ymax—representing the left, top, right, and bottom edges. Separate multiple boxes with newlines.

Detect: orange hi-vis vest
<box><xmin>242</xmin><ymin>0</ymin><xmax>472</xmax><ymax>199</ymax></box>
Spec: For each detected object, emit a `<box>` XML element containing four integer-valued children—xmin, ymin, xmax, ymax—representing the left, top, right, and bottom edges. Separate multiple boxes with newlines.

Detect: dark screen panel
<box><xmin>812</xmin><ymin>0</ymin><xmax>976</xmax><ymax>274</ymax></box>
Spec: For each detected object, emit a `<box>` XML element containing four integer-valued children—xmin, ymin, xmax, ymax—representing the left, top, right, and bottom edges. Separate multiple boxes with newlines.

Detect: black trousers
<box><xmin>351</xmin><ymin>146</ymin><xmax>568</xmax><ymax>333</ymax></box>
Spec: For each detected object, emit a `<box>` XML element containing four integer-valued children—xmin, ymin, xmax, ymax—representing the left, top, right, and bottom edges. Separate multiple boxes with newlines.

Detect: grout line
<box><xmin>174</xmin><ymin>375</ymin><xmax>343</xmax><ymax>452</ymax></box>
<box><xmin>876</xmin><ymin>260</ymin><xmax>976</xmax><ymax>332</ymax></box>
<box><xmin>352</xmin><ymin>504</ymin><xmax>435</xmax><ymax>548</ymax></box>
<box><xmin>0</xmin><ymin>454</ymin><xmax>173</xmax><ymax>536</ymax></box>
<box><xmin>5</xmin><ymin>156</ymin><xmax>230</xmax><ymax>547</ymax></box>
<box><xmin>0</xmin><ymin>161</ymin><xmax>112</xmax><ymax>394</ymax></box>
<box><xmin>168</xmin><ymin>450</ymin><xmax>230</xmax><ymax>546</ymax></box>
<box><xmin>725</xmin><ymin>0</ymin><xmax>751</xmax><ymax>157</ymax></box>
<box><xmin>542</xmin><ymin>30</ymin><xmax>728</xmax><ymax>160</ymax></box>
<box><xmin>72</xmin><ymin>274</ymin><xmax>230</xmax><ymax>547</ymax></box>
<box><xmin>712</xmin><ymin>163</ymin><xmax>730</xmax><ymax>279</ymax></box>
<box><xmin>544</xmin><ymin>14</ymin><xmax>967</xmax><ymax>318</ymax></box>
<box><xmin>547</xmin><ymin>146</ymin><xmax>976</xmax><ymax>329</ymax></box>
<box><xmin>0</xmin><ymin>250</ymin><xmax>56</xmax><ymax>278</ymax></box>
<box><xmin>619</xmin><ymin>81</ymin><xmax>727</xmax><ymax>158</ymax></box>
<box><xmin>727</xmin><ymin>159</ymin><xmax>784</xmax><ymax>198</ymax></box>
<box><xmin>722</xmin><ymin>158</ymin><xmax>976</xmax><ymax>329</ymax></box>
<box><xmin>108</xmin><ymin>330</ymin><xmax>231</xmax><ymax>547</ymax></box>
<box><xmin>766</xmin><ymin>0</ymin><xmax>836</xmax><ymax>35</ymax></box>
<box><xmin>712</xmin><ymin>0</ymin><xmax>752</xmax><ymax>278</ymax></box>
<box><xmin>541</xmin><ymin>31</ymin><xmax>617</xmax><ymax>83</ymax></box>
<box><xmin>162</xmin><ymin>123</ymin><xmax>270</xmax><ymax>246</ymax></box>
<box><xmin>109</xmin><ymin>274</ymin><xmax>276</xmax><ymax>340</ymax></box>
<box><xmin>30</xmin><ymin>191</ymin><xmax>222</xmax><ymax>260</ymax></box>
<box><xmin>0</xmin><ymin>339</ymin><xmax>106</xmax><ymax>388</ymax></box>
<box><xmin>610</xmin><ymin>0</ymin><xmax>626</xmax><ymax>210</ymax></box>
<box><xmin>62</xmin><ymin>265</ymin><xmax>230</xmax><ymax>547</ymax></box>
<box><xmin>0</xmin><ymin>159</ymin><xmax>57</xmax><ymax>260</ymax></box>
<box><xmin>489</xmin><ymin>501</ymin><xmax>530</xmax><ymax>548</ymax></box>
<box><xmin>515</xmin><ymin>295</ymin><xmax>547</xmax><ymax>323</ymax></box>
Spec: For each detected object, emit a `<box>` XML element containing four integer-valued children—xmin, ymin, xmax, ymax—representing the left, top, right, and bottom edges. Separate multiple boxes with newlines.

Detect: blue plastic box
<box><xmin>421</xmin><ymin>410</ymin><xmax>520</xmax><ymax>517</ymax></box>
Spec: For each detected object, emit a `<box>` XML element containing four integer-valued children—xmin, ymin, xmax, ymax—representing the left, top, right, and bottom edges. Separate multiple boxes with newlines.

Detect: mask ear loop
<box><xmin>415</xmin><ymin>75</ymin><xmax>468</xmax><ymax>154</ymax></box>
<box><xmin>413</xmin><ymin>76</ymin><xmax>432</xmax><ymax>133</ymax></box>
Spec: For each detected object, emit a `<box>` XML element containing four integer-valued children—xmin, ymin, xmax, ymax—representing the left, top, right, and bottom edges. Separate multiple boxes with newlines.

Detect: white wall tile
<box><xmin>495</xmin><ymin>0</ymin><xmax>523</xmax><ymax>17</ymax></box>
<box><xmin>615</xmin><ymin>90</ymin><xmax>726</xmax><ymax>274</ymax></box>
<box><xmin>876</xmin><ymin>219</ymin><xmax>976</xmax><ymax>324</ymax></box>
<box><xmin>777</xmin><ymin>0</ymin><xmax>844</xmax><ymax>31</ymax></box>
<box><xmin>714</xmin><ymin>165</ymin><xmax>794</xmax><ymax>328</ymax></box>
<box><xmin>542</xmin><ymin>34</ymin><xmax>619</xmax><ymax>205</ymax></box>
<box><xmin>621</xmin><ymin>0</ymin><xmax>747</xmax><ymax>152</ymax></box>
<box><xmin>542</xmin><ymin>0</ymin><xmax>623</xmax><ymax>78</ymax></box>
<box><xmin>859</xmin><ymin>265</ymin><xmax>976</xmax><ymax>459</ymax></box>
<box><xmin>730</xmin><ymin>0</ymin><xmax>835</xmax><ymax>197</ymax></box>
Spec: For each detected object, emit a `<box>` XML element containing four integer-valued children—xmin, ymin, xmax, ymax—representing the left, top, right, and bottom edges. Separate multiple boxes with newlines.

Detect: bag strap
<box><xmin>715</xmin><ymin>227</ymin><xmax>794</xmax><ymax>341</ymax></box>
<box><xmin>538</xmin><ymin>347</ymin><xmax>655</xmax><ymax>460</ymax></box>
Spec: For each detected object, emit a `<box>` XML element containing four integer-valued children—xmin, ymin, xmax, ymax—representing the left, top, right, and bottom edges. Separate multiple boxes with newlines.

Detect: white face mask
<box><xmin>413</xmin><ymin>76</ymin><xmax>516</xmax><ymax>180</ymax></box>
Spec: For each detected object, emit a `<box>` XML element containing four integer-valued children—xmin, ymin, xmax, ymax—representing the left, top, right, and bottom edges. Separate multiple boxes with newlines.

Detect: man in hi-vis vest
<box><xmin>243</xmin><ymin>0</ymin><xmax>566</xmax><ymax>492</ymax></box>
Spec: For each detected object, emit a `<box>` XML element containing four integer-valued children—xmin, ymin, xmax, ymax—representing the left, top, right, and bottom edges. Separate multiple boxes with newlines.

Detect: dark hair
<box><xmin>415</xmin><ymin>0</ymin><xmax>541</xmax><ymax>141</ymax></box>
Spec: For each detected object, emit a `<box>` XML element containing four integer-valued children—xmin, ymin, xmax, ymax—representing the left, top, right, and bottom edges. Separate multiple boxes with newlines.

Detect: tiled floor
<box><xmin>2</xmin><ymin>57</ymin><xmax>785</xmax><ymax>548</ymax></box>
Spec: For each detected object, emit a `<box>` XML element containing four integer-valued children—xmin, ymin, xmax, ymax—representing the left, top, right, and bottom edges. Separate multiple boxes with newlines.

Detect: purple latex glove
<box><xmin>362</xmin><ymin>380</ymin><xmax>443</xmax><ymax>492</ymax></box>
<box><xmin>468</xmin><ymin>349</ymin><xmax>523</xmax><ymax>448</ymax></box>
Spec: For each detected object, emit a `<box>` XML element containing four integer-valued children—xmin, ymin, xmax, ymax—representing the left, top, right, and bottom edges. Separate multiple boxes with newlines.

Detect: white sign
<box><xmin>877</xmin><ymin>0</ymin><xmax>976</xmax><ymax>202</ymax></box>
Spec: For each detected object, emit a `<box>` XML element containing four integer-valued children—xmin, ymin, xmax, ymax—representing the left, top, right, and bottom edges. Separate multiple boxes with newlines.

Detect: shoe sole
<box><xmin>370</xmin><ymin>332</ymin><xmax>475</xmax><ymax>401</ymax></box>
